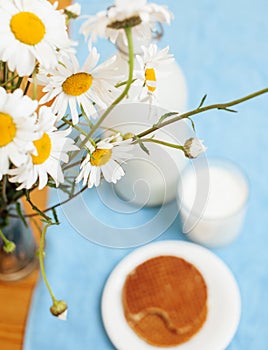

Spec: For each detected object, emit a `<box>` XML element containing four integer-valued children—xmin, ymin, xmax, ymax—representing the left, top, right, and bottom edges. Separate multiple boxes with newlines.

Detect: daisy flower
<box><xmin>0</xmin><ymin>0</ymin><xmax>73</xmax><ymax>76</ymax></box>
<box><xmin>76</xmin><ymin>135</ymin><xmax>133</xmax><ymax>188</ymax></box>
<box><xmin>80</xmin><ymin>0</ymin><xmax>173</xmax><ymax>44</ymax></box>
<box><xmin>9</xmin><ymin>106</ymin><xmax>77</xmax><ymax>190</ymax></box>
<box><xmin>0</xmin><ymin>87</ymin><xmax>37</xmax><ymax>180</ymax></box>
<box><xmin>136</xmin><ymin>44</ymin><xmax>174</xmax><ymax>101</ymax></box>
<box><xmin>37</xmin><ymin>48</ymin><xmax>120</xmax><ymax>125</ymax></box>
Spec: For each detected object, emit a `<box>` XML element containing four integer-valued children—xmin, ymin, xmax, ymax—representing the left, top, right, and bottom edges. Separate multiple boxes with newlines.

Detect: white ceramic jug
<box><xmin>104</xmin><ymin>34</ymin><xmax>189</xmax><ymax>206</ymax></box>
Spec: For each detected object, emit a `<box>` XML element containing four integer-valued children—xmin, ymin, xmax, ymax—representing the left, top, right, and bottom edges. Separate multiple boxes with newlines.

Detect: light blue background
<box><xmin>24</xmin><ymin>1</ymin><xmax>268</xmax><ymax>349</ymax></box>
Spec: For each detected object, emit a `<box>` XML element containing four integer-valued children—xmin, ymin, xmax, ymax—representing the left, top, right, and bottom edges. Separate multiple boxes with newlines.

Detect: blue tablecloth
<box><xmin>24</xmin><ymin>0</ymin><xmax>268</xmax><ymax>349</ymax></box>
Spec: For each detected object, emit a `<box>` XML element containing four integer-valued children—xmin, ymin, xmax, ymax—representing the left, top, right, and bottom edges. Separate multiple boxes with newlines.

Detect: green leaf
<box><xmin>47</xmin><ymin>182</ymin><xmax>57</xmax><ymax>189</ymax></box>
<box><xmin>218</xmin><ymin>107</ymin><xmax>238</xmax><ymax>113</ymax></box>
<box><xmin>80</xmin><ymin>104</ymin><xmax>94</xmax><ymax>127</ymax></box>
<box><xmin>188</xmin><ymin>117</ymin><xmax>196</xmax><ymax>132</ymax></box>
<box><xmin>198</xmin><ymin>94</ymin><xmax>207</xmax><ymax>109</ymax></box>
<box><xmin>134</xmin><ymin>136</ymin><xmax>150</xmax><ymax>155</ymax></box>
<box><xmin>153</xmin><ymin>112</ymin><xmax>178</xmax><ymax>127</ymax></box>
<box><xmin>52</xmin><ymin>208</ymin><xmax>60</xmax><ymax>225</ymax></box>
<box><xmin>139</xmin><ymin>141</ymin><xmax>150</xmax><ymax>155</ymax></box>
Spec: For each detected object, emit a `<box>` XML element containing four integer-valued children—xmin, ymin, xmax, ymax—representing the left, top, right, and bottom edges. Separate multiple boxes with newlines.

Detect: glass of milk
<box><xmin>177</xmin><ymin>158</ymin><xmax>249</xmax><ymax>247</ymax></box>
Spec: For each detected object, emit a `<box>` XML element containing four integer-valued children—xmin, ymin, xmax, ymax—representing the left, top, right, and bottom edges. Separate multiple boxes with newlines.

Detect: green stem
<box><xmin>78</xmin><ymin>26</ymin><xmax>135</xmax><ymax>150</ymax></box>
<box><xmin>15</xmin><ymin>76</ymin><xmax>23</xmax><ymax>90</ymax></box>
<box><xmin>1</xmin><ymin>175</ymin><xmax>8</xmax><ymax>205</ymax></box>
<box><xmin>137</xmin><ymin>88</ymin><xmax>268</xmax><ymax>139</ymax></box>
<box><xmin>0</xmin><ymin>228</ymin><xmax>11</xmax><ymax>245</ymax></box>
<box><xmin>23</xmin><ymin>79</ymin><xmax>31</xmax><ymax>96</ymax></box>
<box><xmin>9</xmin><ymin>185</ymin><xmax>88</xmax><ymax>219</ymax></box>
<box><xmin>0</xmin><ymin>74</ymin><xmax>19</xmax><ymax>88</ymax></box>
<box><xmin>4</xmin><ymin>63</ymin><xmax>8</xmax><ymax>86</ymax></box>
<box><xmin>30</xmin><ymin>70</ymin><xmax>38</xmax><ymax>100</ymax></box>
<box><xmin>62</xmin><ymin>117</ymin><xmax>87</xmax><ymax>136</ymax></box>
<box><xmin>24</xmin><ymin>190</ymin><xmax>51</xmax><ymax>222</ymax></box>
<box><xmin>135</xmin><ymin>138</ymin><xmax>185</xmax><ymax>151</ymax></box>
<box><xmin>62</xmin><ymin>160</ymin><xmax>82</xmax><ymax>171</ymax></box>
<box><xmin>115</xmin><ymin>78</ymin><xmax>136</xmax><ymax>88</ymax></box>
<box><xmin>39</xmin><ymin>223</ymin><xmax>57</xmax><ymax>304</ymax></box>
<box><xmin>0</xmin><ymin>228</ymin><xmax>16</xmax><ymax>253</ymax></box>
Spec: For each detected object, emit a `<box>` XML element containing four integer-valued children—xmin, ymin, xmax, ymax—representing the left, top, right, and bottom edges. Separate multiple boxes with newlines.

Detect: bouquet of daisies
<box><xmin>0</xmin><ymin>0</ymin><xmax>266</xmax><ymax>318</ymax></box>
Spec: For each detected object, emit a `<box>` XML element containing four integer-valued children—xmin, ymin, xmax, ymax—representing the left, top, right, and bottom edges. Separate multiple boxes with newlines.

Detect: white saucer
<box><xmin>101</xmin><ymin>240</ymin><xmax>241</xmax><ymax>350</ymax></box>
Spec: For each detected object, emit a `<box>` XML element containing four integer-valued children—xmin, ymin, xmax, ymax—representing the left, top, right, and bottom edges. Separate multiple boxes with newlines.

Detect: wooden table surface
<box><xmin>0</xmin><ymin>188</ymin><xmax>47</xmax><ymax>350</ymax></box>
<box><xmin>0</xmin><ymin>270</ymin><xmax>40</xmax><ymax>349</ymax></box>
<box><xmin>0</xmin><ymin>2</ymin><xmax>71</xmax><ymax>349</ymax></box>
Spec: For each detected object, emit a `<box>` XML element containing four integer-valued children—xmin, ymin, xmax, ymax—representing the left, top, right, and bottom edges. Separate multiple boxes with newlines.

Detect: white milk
<box><xmin>178</xmin><ymin>160</ymin><xmax>249</xmax><ymax>247</ymax></box>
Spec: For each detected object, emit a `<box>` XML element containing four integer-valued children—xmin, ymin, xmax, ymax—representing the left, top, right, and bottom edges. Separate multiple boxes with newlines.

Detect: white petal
<box><xmin>68</xmin><ymin>97</ymin><xmax>79</xmax><ymax>124</ymax></box>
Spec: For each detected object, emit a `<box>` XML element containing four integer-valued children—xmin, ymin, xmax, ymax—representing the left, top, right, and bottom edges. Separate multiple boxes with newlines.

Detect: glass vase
<box><xmin>0</xmin><ymin>216</ymin><xmax>38</xmax><ymax>281</ymax></box>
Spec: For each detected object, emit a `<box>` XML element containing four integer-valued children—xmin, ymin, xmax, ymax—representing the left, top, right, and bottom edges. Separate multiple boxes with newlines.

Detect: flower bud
<box><xmin>184</xmin><ymin>138</ymin><xmax>207</xmax><ymax>159</ymax></box>
<box><xmin>50</xmin><ymin>300</ymin><xmax>68</xmax><ymax>320</ymax></box>
<box><xmin>64</xmin><ymin>3</ymin><xmax>81</xmax><ymax>20</ymax></box>
<box><xmin>123</xmin><ymin>132</ymin><xmax>135</xmax><ymax>140</ymax></box>
<box><xmin>3</xmin><ymin>241</ymin><xmax>16</xmax><ymax>253</ymax></box>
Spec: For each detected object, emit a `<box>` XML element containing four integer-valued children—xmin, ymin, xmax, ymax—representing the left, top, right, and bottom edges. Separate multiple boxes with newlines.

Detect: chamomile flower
<box><xmin>38</xmin><ymin>48</ymin><xmax>119</xmax><ymax>125</ymax></box>
<box><xmin>80</xmin><ymin>0</ymin><xmax>173</xmax><ymax>44</ymax></box>
<box><xmin>136</xmin><ymin>44</ymin><xmax>174</xmax><ymax>102</ymax></box>
<box><xmin>80</xmin><ymin>11</ymin><xmax>110</xmax><ymax>43</ymax></box>
<box><xmin>76</xmin><ymin>135</ymin><xmax>133</xmax><ymax>188</ymax></box>
<box><xmin>0</xmin><ymin>0</ymin><xmax>73</xmax><ymax>76</ymax></box>
<box><xmin>9</xmin><ymin>106</ymin><xmax>77</xmax><ymax>190</ymax></box>
<box><xmin>0</xmin><ymin>88</ymin><xmax>37</xmax><ymax>180</ymax></box>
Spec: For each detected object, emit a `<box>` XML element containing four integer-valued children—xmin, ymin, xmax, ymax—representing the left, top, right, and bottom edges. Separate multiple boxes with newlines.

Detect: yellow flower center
<box><xmin>90</xmin><ymin>149</ymin><xmax>112</xmax><ymax>166</ymax></box>
<box><xmin>10</xmin><ymin>12</ymin><xmax>46</xmax><ymax>46</ymax></box>
<box><xmin>31</xmin><ymin>133</ymin><xmax>52</xmax><ymax>165</ymax></box>
<box><xmin>145</xmin><ymin>67</ymin><xmax>157</xmax><ymax>92</ymax></box>
<box><xmin>62</xmin><ymin>73</ymin><xmax>93</xmax><ymax>96</ymax></box>
<box><xmin>0</xmin><ymin>113</ymin><xmax>17</xmax><ymax>147</ymax></box>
